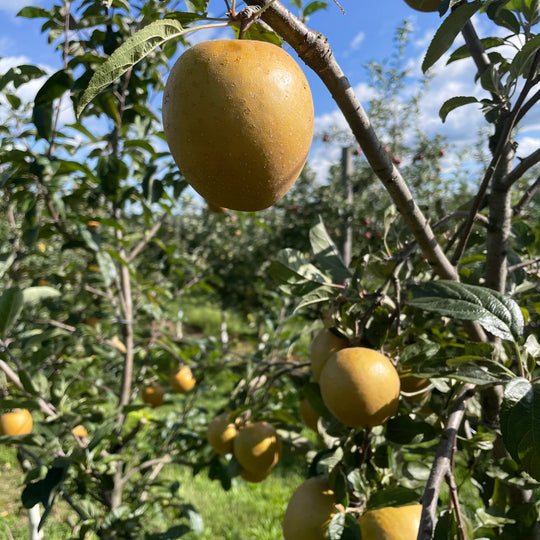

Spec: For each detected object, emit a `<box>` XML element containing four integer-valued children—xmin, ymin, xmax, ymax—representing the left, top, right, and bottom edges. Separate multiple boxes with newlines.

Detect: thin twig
<box><xmin>126</xmin><ymin>216</ymin><xmax>166</xmax><ymax>263</ymax></box>
<box><xmin>445</xmin><ymin>470</ymin><xmax>468</xmax><ymax>540</ymax></box>
<box><xmin>418</xmin><ymin>384</ymin><xmax>473</xmax><ymax>540</ymax></box>
<box><xmin>0</xmin><ymin>358</ymin><xmax>58</xmax><ymax>417</ymax></box>
<box><xmin>508</xmin><ymin>256</ymin><xmax>540</xmax><ymax>273</ymax></box>
<box><xmin>501</xmin><ymin>147</ymin><xmax>540</xmax><ymax>190</ymax></box>
<box><xmin>515</xmin><ymin>87</ymin><xmax>540</xmax><ymax>126</ymax></box>
<box><xmin>513</xmin><ymin>174</ymin><xmax>540</xmax><ymax>216</ymax></box>
<box><xmin>33</xmin><ymin>319</ymin><xmax>77</xmax><ymax>332</ymax></box>
<box><xmin>122</xmin><ymin>454</ymin><xmax>176</xmax><ymax>485</ymax></box>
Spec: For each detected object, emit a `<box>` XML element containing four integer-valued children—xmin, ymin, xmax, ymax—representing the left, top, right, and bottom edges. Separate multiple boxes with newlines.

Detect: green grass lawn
<box><xmin>177</xmin><ymin>461</ymin><xmax>304</xmax><ymax>540</ymax></box>
<box><xmin>0</xmin><ymin>446</ymin><xmax>73</xmax><ymax>539</ymax></box>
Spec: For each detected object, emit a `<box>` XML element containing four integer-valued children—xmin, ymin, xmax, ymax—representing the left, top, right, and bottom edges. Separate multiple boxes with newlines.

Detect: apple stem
<box><xmin>229</xmin><ymin>1</ymin><xmax>278</xmax><ymax>39</ymax></box>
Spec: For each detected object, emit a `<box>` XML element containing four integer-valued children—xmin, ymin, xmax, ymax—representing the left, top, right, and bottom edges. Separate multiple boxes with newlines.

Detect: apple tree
<box><xmin>0</xmin><ymin>0</ymin><xmax>539</xmax><ymax>539</ymax></box>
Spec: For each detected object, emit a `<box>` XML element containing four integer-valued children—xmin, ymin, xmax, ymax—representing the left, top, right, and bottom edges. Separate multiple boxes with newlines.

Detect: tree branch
<box><xmin>515</xmin><ymin>86</ymin><xmax>540</xmax><ymax>126</ymax></box>
<box><xmin>126</xmin><ymin>215</ymin><xmax>166</xmax><ymax>263</ymax></box>
<box><xmin>446</xmin><ymin>469</ymin><xmax>468</xmax><ymax>540</ymax></box>
<box><xmin>501</xmin><ymin>147</ymin><xmax>540</xmax><ymax>191</ymax></box>
<box><xmin>513</xmin><ymin>174</ymin><xmax>540</xmax><ymax>216</ymax></box>
<box><xmin>0</xmin><ymin>358</ymin><xmax>57</xmax><ymax>418</ymax></box>
<box><xmin>244</xmin><ymin>0</ymin><xmax>458</xmax><ymax>281</ymax></box>
<box><xmin>418</xmin><ymin>384</ymin><xmax>473</xmax><ymax>540</ymax></box>
<box><xmin>451</xmin><ymin>36</ymin><xmax>540</xmax><ymax>269</ymax></box>
<box><xmin>461</xmin><ymin>20</ymin><xmax>492</xmax><ymax>79</ymax></box>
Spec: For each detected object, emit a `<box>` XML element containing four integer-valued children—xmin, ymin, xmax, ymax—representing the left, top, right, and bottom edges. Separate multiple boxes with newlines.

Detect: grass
<box><xmin>180</xmin><ymin>297</ymin><xmax>255</xmax><ymax>338</ymax></box>
<box><xmin>0</xmin><ymin>443</ymin><xmax>306</xmax><ymax>539</ymax></box>
<box><xmin>0</xmin><ymin>301</ymin><xmax>312</xmax><ymax>538</ymax></box>
<box><xmin>177</xmin><ymin>459</ymin><xmax>305</xmax><ymax>540</ymax></box>
<box><xmin>0</xmin><ymin>446</ymin><xmax>73</xmax><ymax>540</ymax></box>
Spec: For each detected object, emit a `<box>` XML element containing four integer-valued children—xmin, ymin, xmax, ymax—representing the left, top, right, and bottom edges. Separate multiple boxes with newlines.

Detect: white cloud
<box><xmin>515</xmin><ymin>136</ymin><xmax>540</xmax><ymax>159</ymax></box>
<box><xmin>0</xmin><ymin>55</ymin><xmax>75</xmax><ymax>129</ymax></box>
<box><xmin>0</xmin><ymin>55</ymin><xmax>51</xmax><ymax>103</ymax></box>
<box><xmin>0</xmin><ymin>55</ymin><xmax>29</xmax><ymax>71</ymax></box>
<box><xmin>308</xmin><ymin>141</ymin><xmax>343</xmax><ymax>183</ymax></box>
<box><xmin>350</xmin><ymin>32</ymin><xmax>365</xmax><ymax>51</ymax></box>
<box><xmin>315</xmin><ymin>108</ymin><xmax>349</xmax><ymax>134</ymax></box>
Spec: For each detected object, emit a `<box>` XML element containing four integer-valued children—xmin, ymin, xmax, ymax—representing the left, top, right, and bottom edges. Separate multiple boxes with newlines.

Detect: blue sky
<box><xmin>1</xmin><ymin>0</ymin><xmax>539</xmax><ymax>182</ymax></box>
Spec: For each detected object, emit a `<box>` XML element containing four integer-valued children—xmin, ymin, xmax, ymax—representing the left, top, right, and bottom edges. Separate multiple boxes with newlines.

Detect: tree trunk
<box><xmin>220</xmin><ymin>309</ymin><xmax>229</xmax><ymax>348</ymax></box>
<box><xmin>341</xmin><ymin>146</ymin><xmax>354</xmax><ymax>267</ymax></box>
<box><xmin>485</xmin><ymin>142</ymin><xmax>515</xmax><ymax>292</ymax></box>
<box><xmin>27</xmin><ymin>505</ymin><xmax>43</xmax><ymax>540</ymax></box>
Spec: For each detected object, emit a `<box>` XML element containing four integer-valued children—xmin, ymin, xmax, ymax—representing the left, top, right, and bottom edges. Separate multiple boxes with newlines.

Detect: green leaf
<box><xmin>422</xmin><ymin>1</ymin><xmax>482</xmax><ymax>73</ymax></box>
<box><xmin>22</xmin><ymin>286</ymin><xmax>61</xmax><ymax>305</ymax></box>
<box><xmin>34</xmin><ymin>69</ymin><xmax>73</xmax><ymax>106</ymax></box>
<box><xmin>293</xmin><ymin>286</ymin><xmax>335</xmax><ymax>313</ymax></box>
<box><xmin>271</xmin><ymin>248</ymin><xmax>329</xmax><ymax>285</ymax></box>
<box><xmin>6</xmin><ymin>93</ymin><xmax>22</xmax><ymax>109</ymax></box>
<box><xmin>447</xmin><ymin>37</ymin><xmax>505</xmax><ymax>64</ymax></box>
<box><xmin>96</xmin><ymin>251</ymin><xmax>117</xmax><ymax>287</ymax></box>
<box><xmin>524</xmin><ymin>334</ymin><xmax>540</xmax><ymax>359</ymax></box>
<box><xmin>303</xmin><ymin>0</ymin><xmax>329</xmax><ymax>17</ymax></box>
<box><xmin>32</xmin><ymin>103</ymin><xmax>54</xmax><ymax>141</ymax></box>
<box><xmin>16</xmin><ymin>6</ymin><xmax>50</xmax><ymax>18</ymax></box>
<box><xmin>488</xmin><ymin>7</ymin><xmax>521</xmax><ymax>33</ymax></box>
<box><xmin>231</xmin><ymin>20</ymin><xmax>283</xmax><ymax>46</ymax></box>
<box><xmin>386</xmin><ymin>416</ymin><xmax>437</xmax><ymax>445</ymax></box>
<box><xmin>0</xmin><ymin>252</ymin><xmax>17</xmax><ymax>280</ymax></box>
<box><xmin>500</xmin><ymin>378</ymin><xmax>540</xmax><ymax>481</ymax></box>
<box><xmin>399</xmin><ymin>340</ymin><xmax>440</xmax><ymax>366</ymax></box>
<box><xmin>326</xmin><ymin>512</ymin><xmax>362</xmax><ymax>540</ymax></box>
<box><xmin>310</xmin><ymin>216</ymin><xmax>351</xmax><ymax>284</ymax></box>
<box><xmin>22</xmin><ymin>458</ymin><xmax>71</xmax><ymax>531</ymax></box>
<box><xmin>18</xmin><ymin>369</ymin><xmax>40</xmax><ymax>394</ymax></box>
<box><xmin>302</xmin><ymin>382</ymin><xmax>333</xmax><ymax>420</ymax></box>
<box><xmin>408</xmin><ymin>357</ymin><xmax>513</xmax><ymax>385</ymax></box>
<box><xmin>439</xmin><ymin>96</ymin><xmax>479</xmax><ymax>122</ymax></box>
<box><xmin>164</xmin><ymin>12</ymin><xmax>210</xmax><ymax>25</ymax></box>
<box><xmin>408</xmin><ymin>280</ymin><xmax>524</xmax><ymax>341</ymax></box>
<box><xmin>32</xmin><ymin>69</ymin><xmax>73</xmax><ymax>140</ymax></box>
<box><xmin>508</xmin><ymin>33</ymin><xmax>540</xmax><ymax>81</ymax></box>
<box><xmin>365</xmin><ymin>488</ymin><xmax>421</xmax><ymax>511</ymax></box>
<box><xmin>208</xmin><ymin>455</ymin><xmax>232</xmax><ymax>491</ymax></box>
<box><xmin>77</xmin><ymin>18</ymin><xmax>186</xmax><ymax>117</ymax></box>
<box><xmin>0</xmin><ymin>65</ymin><xmax>46</xmax><ymax>92</ymax></box>
<box><xmin>0</xmin><ymin>287</ymin><xmax>24</xmax><ymax>338</ymax></box>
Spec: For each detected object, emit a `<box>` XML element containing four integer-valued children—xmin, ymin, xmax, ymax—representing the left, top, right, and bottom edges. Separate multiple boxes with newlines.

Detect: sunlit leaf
<box><xmin>422</xmin><ymin>1</ymin><xmax>482</xmax><ymax>72</ymax></box>
<box><xmin>22</xmin><ymin>286</ymin><xmax>61</xmax><ymax>305</ymax></box>
<box><xmin>310</xmin><ymin>216</ymin><xmax>351</xmax><ymax>284</ymax></box>
<box><xmin>0</xmin><ymin>287</ymin><xmax>24</xmax><ymax>338</ymax></box>
<box><xmin>77</xmin><ymin>19</ymin><xmax>187</xmax><ymax>116</ymax></box>
<box><xmin>500</xmin><ymin>378</ymin><xmax>540</xmax><ymax>481</ymax></box>
<box><xmin>439</xmin><ymin>96</ymin><xmax>479</xmax><ymax>122</ymax></box>
<box><xmin>365</xmin><ymin>487</ymin><xmax>421</xmax><ymax>510</ymax></box>
<box><xmin>97</xmin><ymin>251</ymin><xmax>118</xmax><ymax>287</ymax></box>
<box><xmin>327</xmin><ymin>512</ymin><xmax>362</xmax><ymax>539</ymax></box>
<box><xmin>408</xmin><ymin>280</ymin><xmax>524</xmax><ymax>341</ymax></box>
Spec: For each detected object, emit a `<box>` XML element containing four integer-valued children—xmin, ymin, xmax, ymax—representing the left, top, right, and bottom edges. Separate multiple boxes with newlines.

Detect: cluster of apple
<box><xmin>206</xmin><ymin>413</ymin><xmax>281</xmax><ymax>483</ymax></box>
<box><xmin>283</xmin><ymin>327</ymin><xmax>429</xmax><ymax>539</ymax></box>
<box><xmin>0</xmin><ymin>409</ymin><xmax>88</xmax><ymax>440</ymax></box>
<box><xmin>141</xmin><ymin>365</ymin><xmax>196</xmax><ymax>407</ymax></box>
